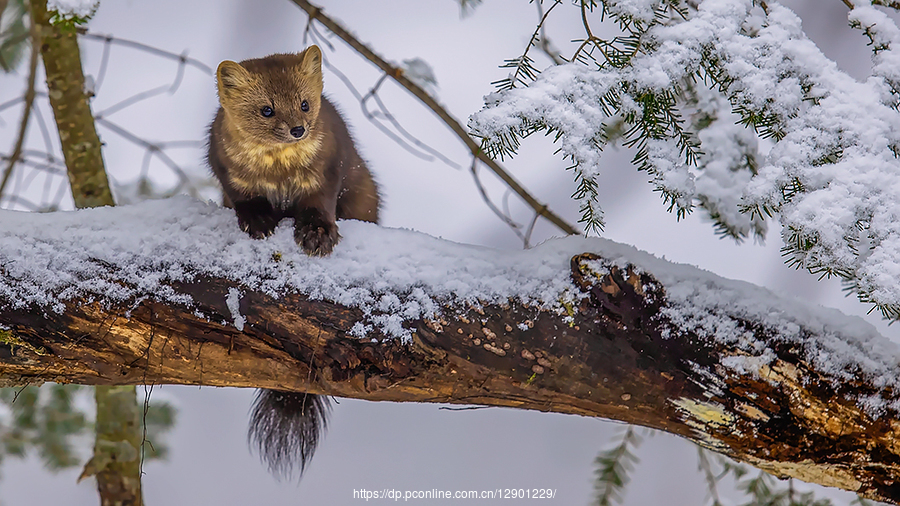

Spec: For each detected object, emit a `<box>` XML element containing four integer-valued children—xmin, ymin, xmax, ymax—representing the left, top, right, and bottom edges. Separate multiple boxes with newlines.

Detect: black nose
<box><xmin>290</xmin><ymin>126</ymin><xmax>306</xmax><ymax>138</ymax></box>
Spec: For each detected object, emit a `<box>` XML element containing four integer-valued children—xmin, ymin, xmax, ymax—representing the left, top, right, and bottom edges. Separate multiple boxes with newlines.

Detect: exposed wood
<box><xmin>2</xmin><ymin>249</ymin><xmax>900</xmax><ymax>503</ymax></box>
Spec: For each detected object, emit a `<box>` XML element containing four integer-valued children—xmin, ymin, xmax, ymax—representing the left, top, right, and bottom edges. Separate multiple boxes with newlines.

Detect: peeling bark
<box><xmin>2</xmin><ymin>250</ymin><xmax>900</xmax><ymax>502</ymax></box>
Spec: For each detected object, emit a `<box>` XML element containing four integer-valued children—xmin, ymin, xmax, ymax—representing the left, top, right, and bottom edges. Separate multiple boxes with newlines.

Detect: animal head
<box><xmin>216</xmin><ymin>46</ymin><xmax>324</xmax><ymax>145</ymax></box>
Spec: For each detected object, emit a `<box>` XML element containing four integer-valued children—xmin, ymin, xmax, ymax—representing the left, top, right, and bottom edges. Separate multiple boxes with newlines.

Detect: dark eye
<box><xmin>260</xmin><ymin>106</ymin><xmax>274</xmax><ymax>117</ymax></box>
<box><xmin>301</xmin><ymin>100</ymin><xmax>309</xmax><ymax>112</ymax></box>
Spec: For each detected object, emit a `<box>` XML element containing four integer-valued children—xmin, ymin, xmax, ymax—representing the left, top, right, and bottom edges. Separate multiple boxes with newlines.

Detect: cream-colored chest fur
<box><xmin>225</xmin><ymin>134</ymin><xmax>324</xmax><ymax>204</ymax></box>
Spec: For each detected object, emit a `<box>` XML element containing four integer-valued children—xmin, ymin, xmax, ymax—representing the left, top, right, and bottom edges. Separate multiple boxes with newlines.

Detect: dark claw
<box><xmin>239</xmin><ymin>214</ymin><xmax>280</xmax><ymax>239</ymax></box>
<box><xmin>293</xmin><ymin>208</ymin><xmax>340</xmax><ymax>256</ymax></box>
<box><xmin>295</xmin><ymin>223</ymin><xmax>340</xmax><ymax>256</ymax></box>
<box><xmin>235</xmin><ymin>197</ymin><xmax>281</xmax><ymax>239</ymax></box>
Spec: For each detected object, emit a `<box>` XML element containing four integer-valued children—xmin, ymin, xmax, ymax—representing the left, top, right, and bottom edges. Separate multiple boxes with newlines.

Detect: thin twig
<box><xmin>469</xmin><ymin>157</ymin><xmax>527</xmax><ymax>244</ymax></box>
<box><xmin>536</xmin><ymin>1</ymin><xmax>566</xmax><ymax>65</ymax></box>
<box><xmin>365</xmin><ymin>76</ymin><xmax>462</xmax><ymax>169</ymax></box>
<box><xmin>308</xmin><ymin>27</ymin><xmax>459</xmax><ymax>168</ymax></box>
<box><xmin>501</xmin><ymin>0</ymin><xmax>562</xmax><ymax>90</ymax></box>
<box><xmin>572</xmin><ymin>1</ymin><xmax>605</xmax><ymax>63</ymax></box>
<box><xmin>2</xmin><ymin>28</ymin><xmax>211</xmax><ymax>211</ymax></box>
<box><xmin>357</xmin><ymin>74</ymin><xmax>438</xmax><ymax>162</ymax></box>
<box><xmin>0</xmin><ymin>95</ymin><xmax>25</xmax><ymax>114</ymax></box>
<box><xmin>29</xmin><ymin>102</ymin><xmax>56</xmax><ymax>157</ymax></box>
<box><xmin>95</xmin><ymin>57</ymin><xmax>186</xmax><ymax>118</ymax></box>
<box><xmin>0</xmin><ymin>11</ymin><xmax>40</xmax><ymax>200</ymax></box>
<box><xmin>93</xmin><ymin>35</ymin><xmax>112</xmax><ymax>91</ymax></box>
<box><xmin>78</xmin><ymin>30</ymin><xmax>213</xmax><ymax>74</ymax></box>
<box><xmin>0</xmin><ymin>193</ymin><xmax>37</xmax><ymax>210</ymax></box>
<box><xmin>95</xmin><ymin>117</ymin><xmax>199</xmax><ymax>197</ymax></box>
<box><xmin>524</xmin><ymin>210</ymin><xmax>541</xmax><ymax>249</ymax></box>
<box><xmin>291</xmin><ymin>0</ymin><xmax>579</xmax><ymax>236</ymax></box>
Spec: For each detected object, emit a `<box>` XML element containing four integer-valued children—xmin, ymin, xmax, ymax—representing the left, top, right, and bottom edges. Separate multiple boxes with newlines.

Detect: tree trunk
<box><xmin>30</xmin><ymin>3</ymin><xmax>142</xmax><ymax>504</ymax></box>
<box><xmin>2</xmin><ymin>243</ymin><xmax>900</xmax><ymax>503</ymax></box>
<box><xmin>31</xmin><ymin>0</ymin><xmax>112</xmax><ymax>209</ymax></box>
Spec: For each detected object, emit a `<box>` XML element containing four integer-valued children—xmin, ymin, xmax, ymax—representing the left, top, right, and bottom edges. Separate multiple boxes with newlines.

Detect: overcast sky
<box><xmin>0</xmin><ymin>1</ymin><xmax>895</xmax><ymax>504</ymax></box>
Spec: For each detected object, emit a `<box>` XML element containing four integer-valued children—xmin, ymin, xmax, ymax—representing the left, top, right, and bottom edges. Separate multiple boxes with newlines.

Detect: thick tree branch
<box><xmin>1</xmin><ymin>206</ymin><xmax>900</xmax><ymax>502</ymax></box>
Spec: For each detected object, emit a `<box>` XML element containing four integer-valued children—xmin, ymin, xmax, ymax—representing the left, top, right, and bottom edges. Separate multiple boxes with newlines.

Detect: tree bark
<box><xmin>30</xmin><ymin>3</ymin><xmax>141</xmax><ymax>504</ymax></box>
<box><xmin>2</xmin><ymin>247</ymin><xmax>900</xmax><ymax>503</ymax></box>
<box><xmin>31</xmin><ymin>0</ymin><xmax>112</xmax><ymax>209</ymax></box>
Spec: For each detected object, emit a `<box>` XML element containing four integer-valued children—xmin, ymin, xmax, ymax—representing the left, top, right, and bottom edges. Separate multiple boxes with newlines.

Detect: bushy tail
<box><xmin>248</xmin><ymin>389</ymin><xmax>331</xmax><ymax>478</ymax></box>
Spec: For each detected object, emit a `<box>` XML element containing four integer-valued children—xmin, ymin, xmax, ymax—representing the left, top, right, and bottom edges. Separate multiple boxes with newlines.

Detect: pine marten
<box><xmin>206</xmin><ymin>45</ymin><xmax>380</xmax><ymax>477</ymax></box>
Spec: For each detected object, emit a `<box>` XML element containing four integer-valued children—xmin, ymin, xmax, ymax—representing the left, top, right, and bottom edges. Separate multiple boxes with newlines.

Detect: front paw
<box><xmin>234</xmin><ymin>198</ymin><xmax>280</xmax><ymax>239</ymax></box>
<box><xmin>294</xmin><ymin>213</ymin><xmax>340</xmax><ymax>256</ymax></box>
<box><xmin>239</xmin><ymin>213</ymin><xmax>280</xmax><ymax>239</ymax></box>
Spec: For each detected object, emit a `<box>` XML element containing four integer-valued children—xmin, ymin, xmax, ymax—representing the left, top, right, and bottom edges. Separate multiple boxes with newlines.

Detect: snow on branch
<box><xmin>3</xmin><ymin>198</ymin><xmax>900</xmax><ymax>500</ymax></box>
<box><xmin>470</xmin><ymin>0</ymin><xmax>900</xmax><ymax>319</ymax></box>
<box><xmin>0</xmin><ymin>196</ymin><xmax>897</xmax><ymax>412</ymax></box>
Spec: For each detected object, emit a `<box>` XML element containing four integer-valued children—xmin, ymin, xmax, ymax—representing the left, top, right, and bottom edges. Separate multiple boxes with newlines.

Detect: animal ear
<box><xmin>298</xmin><ymin>45</ymin><xmax>322</xmax><ymax>76</ymax></box>
<box><xmin>217</xmin><ymin>60</ymin><xmax>252</xmax><ymax>94</ymax></box>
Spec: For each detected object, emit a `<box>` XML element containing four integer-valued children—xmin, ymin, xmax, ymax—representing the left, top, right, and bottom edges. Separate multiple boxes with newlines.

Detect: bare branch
<box><xmin>360</xmin><ymin>74</ymin><xmax>462</xmax><ymax>169</ymax></box>
<box><xmin>536</xmin><ymin>1</ymin><xmax>566</xmax><ymax>65</ymax></box>
<box><xmin>468</xmin><ymin>156</ymin><xmax>527</xmax><ymax>244</ymax></box>
<box><xmin>291</xmin><ymin>0</ymin><xmax>580</xmax><ymax>236</ymax></box>
<box><xmin>0</xmin><ymin>11</ymin><xmax>39</xmax><ymax>200</ymax></box>
<box><xmin>95</xmin><ymin>117</ymin><xmax>199</xmax><ymax>197</ymax></box>
<box><xmin>77</xmin><ymin>30</ymin><xmax>213</xmax><ymax>75</ymax></box>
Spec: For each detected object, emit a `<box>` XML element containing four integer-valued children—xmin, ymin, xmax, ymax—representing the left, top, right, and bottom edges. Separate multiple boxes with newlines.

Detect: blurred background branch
<box><xmin>292</xmin><ymin>0</ymin><xmax>580</xmax><ymax>240</ymax></box>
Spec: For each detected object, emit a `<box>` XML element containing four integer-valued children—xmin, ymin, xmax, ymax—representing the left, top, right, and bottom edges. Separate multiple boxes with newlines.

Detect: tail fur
<box><xmin>248</xmin><ymin>390</ymin><xmax>331</xmax><ymax>478</ymax></box>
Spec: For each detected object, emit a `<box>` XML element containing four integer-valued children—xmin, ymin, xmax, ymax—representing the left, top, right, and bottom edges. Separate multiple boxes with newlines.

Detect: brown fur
<box><xmin>207</xmin><ymin>45</ymin><xmax>379</xmax><ymax>256</ymax></box>
<box><xmin>208</xmin><ymin>47</ymin><xmax>380</xmax><ymax>478</ymax></box>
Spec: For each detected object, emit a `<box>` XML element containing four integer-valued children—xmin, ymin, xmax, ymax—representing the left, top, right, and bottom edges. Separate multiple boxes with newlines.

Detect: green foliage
<box><xmin>0</xmin><ymin>385</ymin><xmax>88</xmax><ymax>471</ymax></box>
<box><xmin>457</xmin><ymin>0</ymin><xmax>483</xmax><ymax>17</ymax></box>
<box><xmin>695</xmin><ymin>445</ymin><xmax>858</xmax><ymax>506</ymax></box>
<box><xmin>0</xmin><ymin>384</ymin><xmax>175</xmax><ymax>475</ymax></box>
<box><xmin>479</xmin><ymin>1</ymin><xmax>707</xmax><ymax>235</ymax></box>
<box><xmin>736</xmin><ymin>471</ymin><xmax>833</xmax><ymax>506</ymax></box>
<box><xmin>492</xmin><ymin>0</ymin><xmax>561</xmax><ymax>93</ymax></box>
<box><xmin>473</xmin><ymin>0</ymin><xmax>900</xmax><ymax>319</ymax></box>
<box><xmin>0</xmin><ymin>0</ymin><xmax>28</xmax><ymax>72</ymax></box>
<box><xmin>593</xmin><ymin>438</ymin><xmax>882</xmax><ymax>506</ymax></box>
<box><xmin>48</xmin><ymin>1</ymin><xmax>99</xmax><ymax>30</ymax></box>
<box><xmin>593</xmin><ymin>426</ymin><xmax>642</xmax><ymax>506</ymax></box>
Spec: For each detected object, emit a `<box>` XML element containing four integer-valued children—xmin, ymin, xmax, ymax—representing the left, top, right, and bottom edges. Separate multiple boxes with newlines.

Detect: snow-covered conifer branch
<box><xmin>470</xmin><ymin>0</ymin><xmax>900</xmax><ymax>318</ymax></box>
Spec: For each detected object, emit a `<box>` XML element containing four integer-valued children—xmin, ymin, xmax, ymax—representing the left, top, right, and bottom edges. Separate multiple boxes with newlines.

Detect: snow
<box><xmin>1</xmin><ymin>196</ymin><xmax>899</xmax><ymax>414</ymax></box>
<box><xmin>225</xmin><ymin>288</ymin><xmax>244</xmax><ymax>332</ymax></box>
<box><xmin>0</xmin><ymin>197</ymin><xmax>577</xmax><ymax>338</ymax></box>
<box><xmin>401</xmin><ymin>58</ymin><xmax>438</xmax><ymax>95</ymax></box>
<box><xmin>470</xmin><ymin>0</ymin><xmax>900</xmax><ymax>313</ymax></box>
<box><xmin>47</xmin><ymin>0</ymin><xmax>98</xmax><ymax>19</ymax></box>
